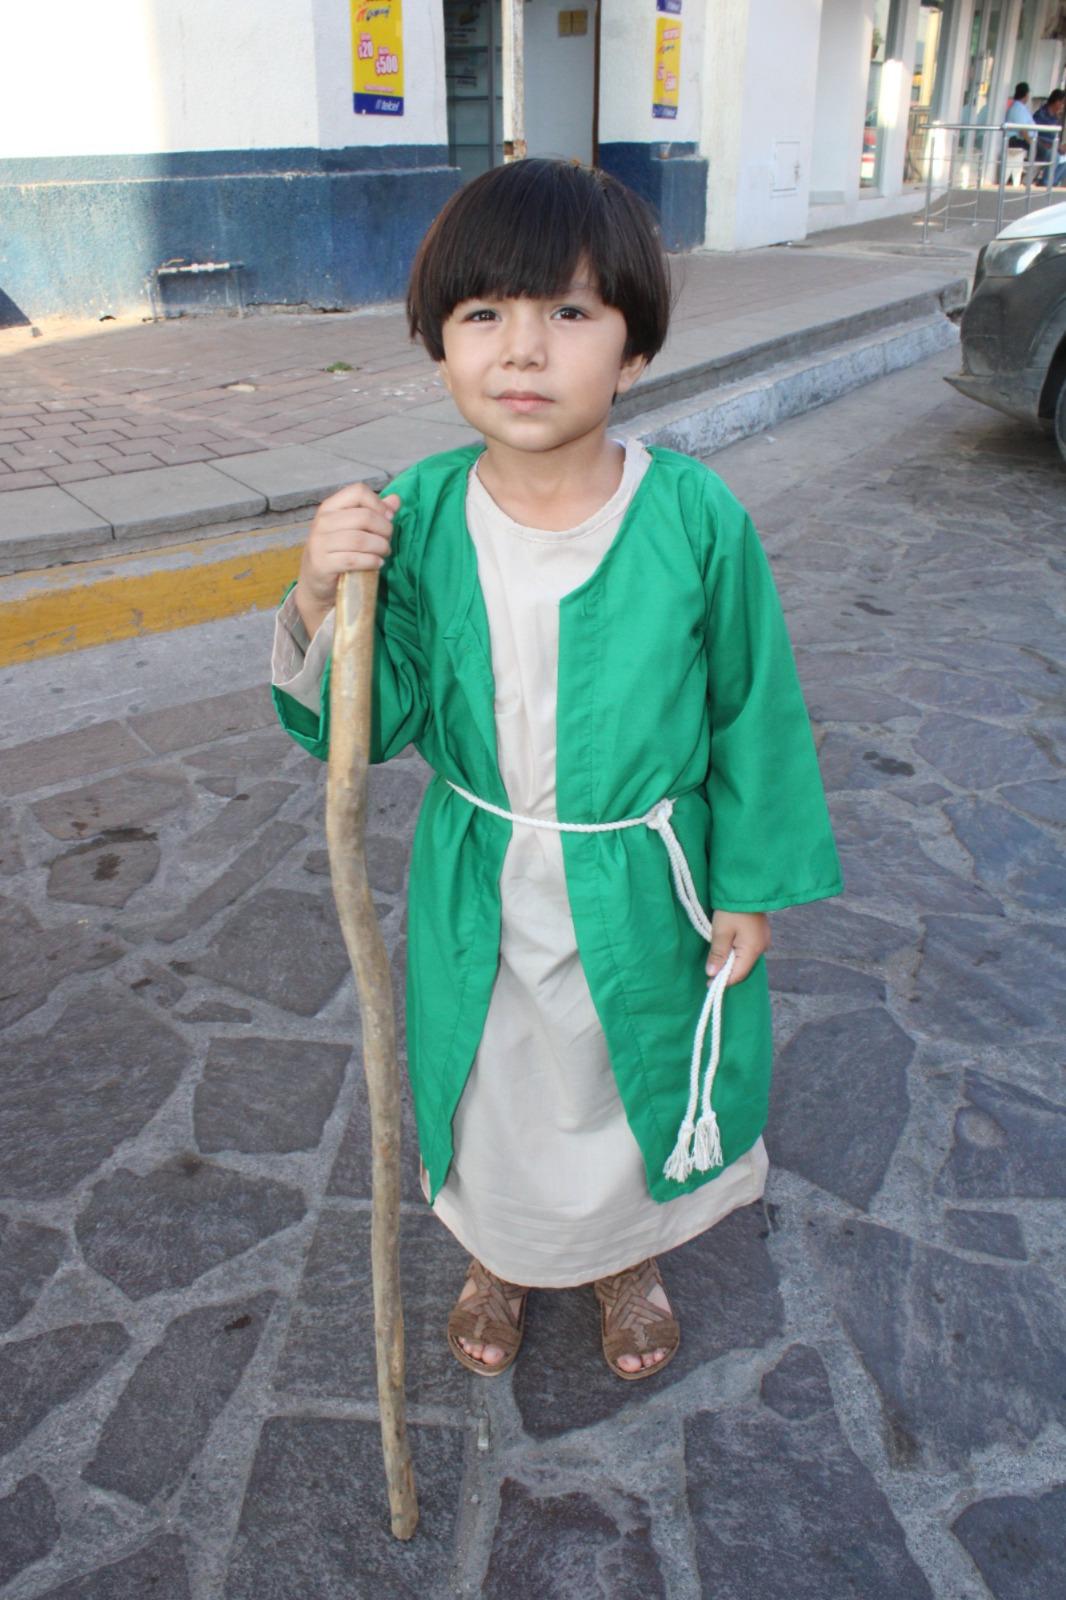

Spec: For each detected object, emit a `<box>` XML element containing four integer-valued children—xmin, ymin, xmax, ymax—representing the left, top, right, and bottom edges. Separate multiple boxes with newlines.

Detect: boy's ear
<box><xmin>615</xmin><ymin>353</ymin><xmax>647</xmax><ymax>397</ymax></box>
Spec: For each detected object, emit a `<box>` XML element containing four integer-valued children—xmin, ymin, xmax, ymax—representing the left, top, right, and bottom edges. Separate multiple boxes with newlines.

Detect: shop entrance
<box><xmin>444</xmin><ymin>0</ymin><xmax>598</xmax><ymax>183</ymax></box>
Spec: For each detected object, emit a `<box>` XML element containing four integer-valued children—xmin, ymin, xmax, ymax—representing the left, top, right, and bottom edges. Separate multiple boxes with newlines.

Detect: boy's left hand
<box><xmin>706</xmin><ymin>911</ymin><xmax>771</xmax><ymax>984</ymax></box>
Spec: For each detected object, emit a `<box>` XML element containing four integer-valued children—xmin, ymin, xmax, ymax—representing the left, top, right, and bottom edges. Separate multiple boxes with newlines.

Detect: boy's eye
<box><xmin>463</xmin><ymin>308</ymin><xmax>498</xmax><ymax>323</ymax></box>
<box><xmin>554</xmin><ymin>305</ymin><xmax>588</xmax><ymax>320</ymax></box>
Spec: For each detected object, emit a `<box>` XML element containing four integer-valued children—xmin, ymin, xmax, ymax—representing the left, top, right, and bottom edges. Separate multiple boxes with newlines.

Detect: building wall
<box><xmin>313</xmin><ymin>0</ymin><xmax>448</xmax><ymax>148</ymax></box>
<box><xmin>0</xmin><ymin>0</ymin><xmax>458</xmax><ymax>321</ymax></box>
<box><xmin>703</xmin><ymin>0</ymin><xmax>823</xmax><ymax>251</ymax></box>
<box><xmin>1</xmin><ymin>0</ymin><xmax>320</xmax><ymax>157</ymax></box>
<box><xmin>10</xmin><ymin>0</ymin><xmax>1058</xmax><ymax>321</ymax></box>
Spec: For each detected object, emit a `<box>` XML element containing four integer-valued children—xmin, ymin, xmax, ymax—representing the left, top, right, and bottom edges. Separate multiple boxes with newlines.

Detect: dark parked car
<box><xmin>947</xmin><ymin>200</ymin><xmax>1066</xmax><ymax>464</ymax></box>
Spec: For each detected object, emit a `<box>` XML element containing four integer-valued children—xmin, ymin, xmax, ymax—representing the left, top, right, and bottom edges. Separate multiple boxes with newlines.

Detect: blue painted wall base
<box><xmin>0</xmin><ymin>147</ymin><xmax>461</xmax><ymax>321</ymax></box>
<box><xmin>597</xmin><ymin>142</ymin><xmax>707</xmax><ymax>252</ymax></box>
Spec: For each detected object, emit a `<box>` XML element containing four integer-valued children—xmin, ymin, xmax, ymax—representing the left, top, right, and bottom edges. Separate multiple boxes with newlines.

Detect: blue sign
<box><xmin>354</xmin><ymin>94</ymin><xmax>404</xmax><ymax>115</ymax></box>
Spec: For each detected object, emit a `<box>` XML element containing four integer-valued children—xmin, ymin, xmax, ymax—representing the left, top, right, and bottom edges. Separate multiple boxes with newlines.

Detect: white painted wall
<box><xmin>0</xmin><ymin>0</ymin><xmax>448</xmax><ymax>160</ymax></box>
<box><xmin>524</xmin><ymin>0</ymin><xmax>597</xmax><ymax>163</ymax></box>
<box><xmin>702</xmin><ymin>0</ymin><xmax>822</xmax><ymax>249</ymax></box>
<box><xmin>313</xmin><ymin>0</ymin><xmax>448</xmax><ymax>148</ymax></box>
<box><xmin>0</xmin><ymin>0</ymin><xmax>319</xmax><ymax>158</ymax></box>
<box><xmin>600</xmin><ymin>0</ymin><xmax>705</xmax><ymax>144</ymax></box>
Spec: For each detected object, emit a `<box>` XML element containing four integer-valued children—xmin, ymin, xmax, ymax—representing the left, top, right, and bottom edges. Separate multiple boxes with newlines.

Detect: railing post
<box><xmin>923</xmin><ymin>129</ymin><xmax>935</xmax><ymax>243</ymax></box>
<box><xmin>995</xmin><ymin>131</ymin><xmax>1009</xmax><ymax>235</ymax></box>
<box><xmin>975</xmin><ymin>135</ymin><xmax>986</xmax><ymax>227</ymax></box>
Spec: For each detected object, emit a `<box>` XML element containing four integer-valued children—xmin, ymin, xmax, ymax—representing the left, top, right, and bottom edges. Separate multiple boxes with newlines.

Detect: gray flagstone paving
<box><xmin>0</xmin><ymin>348</ymin><xmax>1063</xmax><ymax>1596</ymax></box>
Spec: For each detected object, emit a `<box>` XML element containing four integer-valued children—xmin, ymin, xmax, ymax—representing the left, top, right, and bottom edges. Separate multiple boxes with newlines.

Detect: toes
<box><xmin>459</xmin><ymin>1336</ymin><xmax>505</xmax><ymax>1369</ymax></box>
<box><xmin>641</xmin><ymin>1349</ymin><xmax>667</xmax><ymax>1368</ymax></box>
<box><xmin>617</xmin><ymin>1353</ymin><xmax>643</xmax><ymax>1373</ymax></box>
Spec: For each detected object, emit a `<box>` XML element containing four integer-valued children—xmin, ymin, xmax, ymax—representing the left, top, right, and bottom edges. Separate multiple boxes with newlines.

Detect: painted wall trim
<box><xmin>2</xmin><ymin>147</ymin><xmax>460</xmax><ymax>321</ymax></box>
<box><xmin>597</xmin><ymin>142</ymin><xmax>708</xmax><ymax>251</ymax></box>
<box><xmin>0</xmin><ymin>145</ymin><xmax>452</xmax><ymax>185</ymax></box>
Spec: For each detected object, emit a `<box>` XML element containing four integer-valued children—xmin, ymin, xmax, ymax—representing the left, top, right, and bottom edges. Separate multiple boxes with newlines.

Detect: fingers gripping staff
<box><xmin>447</xmin><ymin>785</ymin><xmax>737</xmax><ymax>1181</ymax></box>
<box><xmin>327</xmin><ymin>569</ymin><xmax>418</xmax><ymax>1541</ymax></box>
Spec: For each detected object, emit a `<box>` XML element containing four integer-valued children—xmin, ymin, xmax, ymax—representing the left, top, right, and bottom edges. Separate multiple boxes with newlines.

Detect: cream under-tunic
<box><xmin>272</xmin><ymin>437</ymin><xmax>767</xmax><ymax>1290</ymax></box>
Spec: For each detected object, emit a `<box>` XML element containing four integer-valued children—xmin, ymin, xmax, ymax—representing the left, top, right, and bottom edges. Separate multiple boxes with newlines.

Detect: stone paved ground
<box><xmin>0</xmin><ymin>347</ymin><xmax>1064</xmax><ymax>1597</ymax></box>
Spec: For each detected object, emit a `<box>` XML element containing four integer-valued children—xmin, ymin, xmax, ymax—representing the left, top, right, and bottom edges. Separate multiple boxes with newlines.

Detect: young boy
<box><xmin>272</xmin><ymin>160</ymin><xmax>841</xmax><ymax>1378</ymax></box>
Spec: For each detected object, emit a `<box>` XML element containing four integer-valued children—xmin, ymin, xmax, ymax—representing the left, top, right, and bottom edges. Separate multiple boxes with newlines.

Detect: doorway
<box><xmin>443</xmin><ymin>0</ymin><xmax>597</xmax><ymax>183</ymax></box>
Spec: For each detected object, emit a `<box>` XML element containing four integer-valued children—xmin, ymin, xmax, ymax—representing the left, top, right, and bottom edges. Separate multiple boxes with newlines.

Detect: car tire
<box><xmin>1056</xmin><ymin>377</ymin><xmax>1066</xmax><ymax>467</ymax></box>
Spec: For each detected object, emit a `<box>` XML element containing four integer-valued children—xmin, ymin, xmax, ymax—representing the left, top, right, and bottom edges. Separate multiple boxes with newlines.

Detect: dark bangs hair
<box><xmin>407</xmin><ymin>158</ymin><xmax>671</xmax><ymax>363</ymax></box>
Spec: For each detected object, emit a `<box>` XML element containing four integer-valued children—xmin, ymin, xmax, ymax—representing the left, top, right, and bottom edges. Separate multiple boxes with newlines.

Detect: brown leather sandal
<box><xmin>594</xmin><ymin>1257</ymin><xmax>680</xmax><ymax>1381</ymax></box>
<box><xmin>447</xmin><ymin>1259</ymin><xmax>529</xmax><ymax>1377</ymax></box>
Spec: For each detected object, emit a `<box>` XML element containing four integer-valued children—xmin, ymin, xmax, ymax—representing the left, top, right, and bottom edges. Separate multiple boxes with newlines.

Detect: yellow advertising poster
<box><xmin>652</xmin><ymin>3</ymin><xmax>682</xmax><ymax>121</ymax></box>
<box><xmin>352</xmin><ymin>0</ymin><xmax>404</xmax><ymax>117</ymax></box>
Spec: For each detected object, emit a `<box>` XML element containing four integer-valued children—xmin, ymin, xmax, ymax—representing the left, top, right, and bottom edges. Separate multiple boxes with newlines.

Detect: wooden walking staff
<box><xmin>326</xmin><ymin>568</ymin><xmax>419</xmax><ymax>1541</ymax></box>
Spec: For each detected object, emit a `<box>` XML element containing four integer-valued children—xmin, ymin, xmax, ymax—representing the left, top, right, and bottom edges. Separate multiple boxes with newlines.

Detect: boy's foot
<box><xmin>447</xmin><ymin>1259</ymin><xmax>528</xmax><ymax>1375</ymax></box>
<box><xmin>594</xmin><ymin>1258</ymin><xmax>680</xmax><ymax>1379</ymax></box>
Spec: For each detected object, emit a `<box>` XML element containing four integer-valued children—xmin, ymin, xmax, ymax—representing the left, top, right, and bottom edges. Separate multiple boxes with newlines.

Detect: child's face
<box><xmin>437</xmin><ymin>268</ymin><xmax>646</xmax><ymax>458</ymax></box>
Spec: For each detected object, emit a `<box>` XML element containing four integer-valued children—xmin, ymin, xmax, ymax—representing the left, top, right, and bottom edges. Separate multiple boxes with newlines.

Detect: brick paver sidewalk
<box><xmin>0</xmin><ymin>222</ymin><xmax>973</xmax><ymax>498</ymax></box>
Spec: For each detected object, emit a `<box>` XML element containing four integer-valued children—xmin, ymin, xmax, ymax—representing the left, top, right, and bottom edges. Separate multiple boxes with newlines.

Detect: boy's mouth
<box><xmin>495</xmin><ymin>391</ymin><xmax>552</xmax><ymax>412</ymax></box>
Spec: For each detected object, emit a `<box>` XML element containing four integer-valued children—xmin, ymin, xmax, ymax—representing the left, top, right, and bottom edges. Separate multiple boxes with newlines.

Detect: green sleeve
<box><xmin>272</xmin><ymin>483</ymin><xmax>430</xmax><ymax>765</ymax></box>
<box><xmin>702</xmin><ymin>479</ymin><xmax>843</xmax><ymax>913</ymax></box>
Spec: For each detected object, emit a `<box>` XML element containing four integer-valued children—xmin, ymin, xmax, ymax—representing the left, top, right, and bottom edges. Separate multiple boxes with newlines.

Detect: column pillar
<box><xmin>700</xmin><ymin>0</ymin><xmax>823</xmax><ymax>250</ymax></box>
<box><xmin>597</xmin><ymin>0</ymin><xmax>709</xmax><ymax>250</ymax></box>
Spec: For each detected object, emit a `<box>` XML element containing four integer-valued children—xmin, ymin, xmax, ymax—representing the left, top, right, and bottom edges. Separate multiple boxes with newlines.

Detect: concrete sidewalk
<box><xmin>0</xmin><ymin>215</ymin><xmax>972</xmax><ymax>596</ymax></box>
<box><xmin>0</xmin><ymin>222</ymin><xmax>972</xmax><ymax>670</ymax></box>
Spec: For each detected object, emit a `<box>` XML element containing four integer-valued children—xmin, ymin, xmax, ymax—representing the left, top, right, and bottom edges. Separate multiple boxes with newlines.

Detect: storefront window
<box><xmin>961</xmin><ymin>5</ymin><xmax>1003</xmax><ymax>138</ymax></box>
<box><xmin>906</xmin><ymin>1</ymin><xmax>953</xmax><ymax>183</ymax></box>
<box><xmin>861</xmin><ymin>0</ymin><xmax>901</xmax><ymax>188</ymax></box>
<box><xmin>912</xmin><ymin>1</ymin><xmax>947</xmax><ymax>117</ymax></box>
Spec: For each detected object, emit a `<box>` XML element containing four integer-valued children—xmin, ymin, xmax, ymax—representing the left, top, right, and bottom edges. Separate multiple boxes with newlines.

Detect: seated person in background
<box><xmin>1034</xmin><ymin>88</ymin><xmax>1066</xmax><ymax>187</ymax></box>
<box><xmin>1005</xmin><ymin>81</ymin><xmax>1037</xmax><ymax>144</ymax></box>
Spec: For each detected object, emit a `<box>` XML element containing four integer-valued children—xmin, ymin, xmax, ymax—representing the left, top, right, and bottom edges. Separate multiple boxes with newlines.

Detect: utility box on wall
<box><xmin>772</xmin><ymin>141</ymin><xmax>801</xmax><ymax>195</ymax></box>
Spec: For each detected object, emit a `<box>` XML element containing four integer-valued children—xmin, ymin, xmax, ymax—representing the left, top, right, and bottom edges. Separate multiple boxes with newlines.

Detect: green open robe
<box><xmin>273</xmin><ymin>443</ymin><xmax>842</xmax><ymax>1203</ymax></box>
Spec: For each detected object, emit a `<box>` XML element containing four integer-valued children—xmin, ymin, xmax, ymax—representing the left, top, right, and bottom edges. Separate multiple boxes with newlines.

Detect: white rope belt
<box><xmin>446</xmin><ymin>780</ymin><xmax>736</xmax><ymax>1183</ymax></box>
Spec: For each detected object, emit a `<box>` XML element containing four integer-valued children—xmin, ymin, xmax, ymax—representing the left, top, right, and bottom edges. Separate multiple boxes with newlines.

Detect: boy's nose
<box><xmin>501</xmin><ymin>309</ymin><xmax>546</xmax><ymax>367</ymax></box>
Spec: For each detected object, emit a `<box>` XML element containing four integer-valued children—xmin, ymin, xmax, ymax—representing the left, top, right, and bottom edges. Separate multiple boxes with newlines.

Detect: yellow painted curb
<box><xmin>0</xmin><ymin>532</ymin><xmax>304</xmax><ymax>667</ymax></box>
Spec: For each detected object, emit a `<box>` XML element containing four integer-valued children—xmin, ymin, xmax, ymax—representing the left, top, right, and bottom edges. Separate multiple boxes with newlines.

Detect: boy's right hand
<box><xmin>295</xmin><ymin>483</ymin><xmax>400</xmax><ymax>639</ymax></box>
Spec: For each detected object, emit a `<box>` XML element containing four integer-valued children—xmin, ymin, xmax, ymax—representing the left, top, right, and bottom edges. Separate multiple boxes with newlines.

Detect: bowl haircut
<box><xmin>407</xmin><ymin>158</ymin><xmax>672</xmax><ymax>364</ymax></box>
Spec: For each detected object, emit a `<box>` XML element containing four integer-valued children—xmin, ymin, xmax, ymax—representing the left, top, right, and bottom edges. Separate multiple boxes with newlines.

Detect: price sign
<box><xmin>352</xmin><ymin>0</ymin><xmax>405</xmax><ymax>116</ymax></box>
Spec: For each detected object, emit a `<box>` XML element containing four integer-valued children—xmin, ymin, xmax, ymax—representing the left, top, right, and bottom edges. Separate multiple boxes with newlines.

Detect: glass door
<box><xmin>960</xmin><ymin>4</ymin><xmax>1003</xmax><ymax>162</ymax></box>
<box><xmin>444</xmin><ymin>0</ymin><xmax>503</xmax><ymax>182</ymax></box>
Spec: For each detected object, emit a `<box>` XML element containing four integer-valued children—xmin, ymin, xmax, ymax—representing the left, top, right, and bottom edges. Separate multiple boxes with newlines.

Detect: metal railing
<box><xmin>916</xmin><ymin>120</ymin><xmax>1063</xmax><ymax>244</ymax></box>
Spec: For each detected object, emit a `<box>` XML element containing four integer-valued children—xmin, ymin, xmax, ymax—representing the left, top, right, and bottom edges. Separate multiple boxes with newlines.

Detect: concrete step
<box><xmin>612</xmin><ymin>277</ymin><xmax>966</xmax><ymax>422</ymax></box>
<box><xmin>622</xmin><ymin>307</ymin><xmax>961</xmax><ymax>459</ymax></box>
<box><xmin>0</xmin><ymin>289</ymin><xmax>965</xmax><ymax>667</ymax></box>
